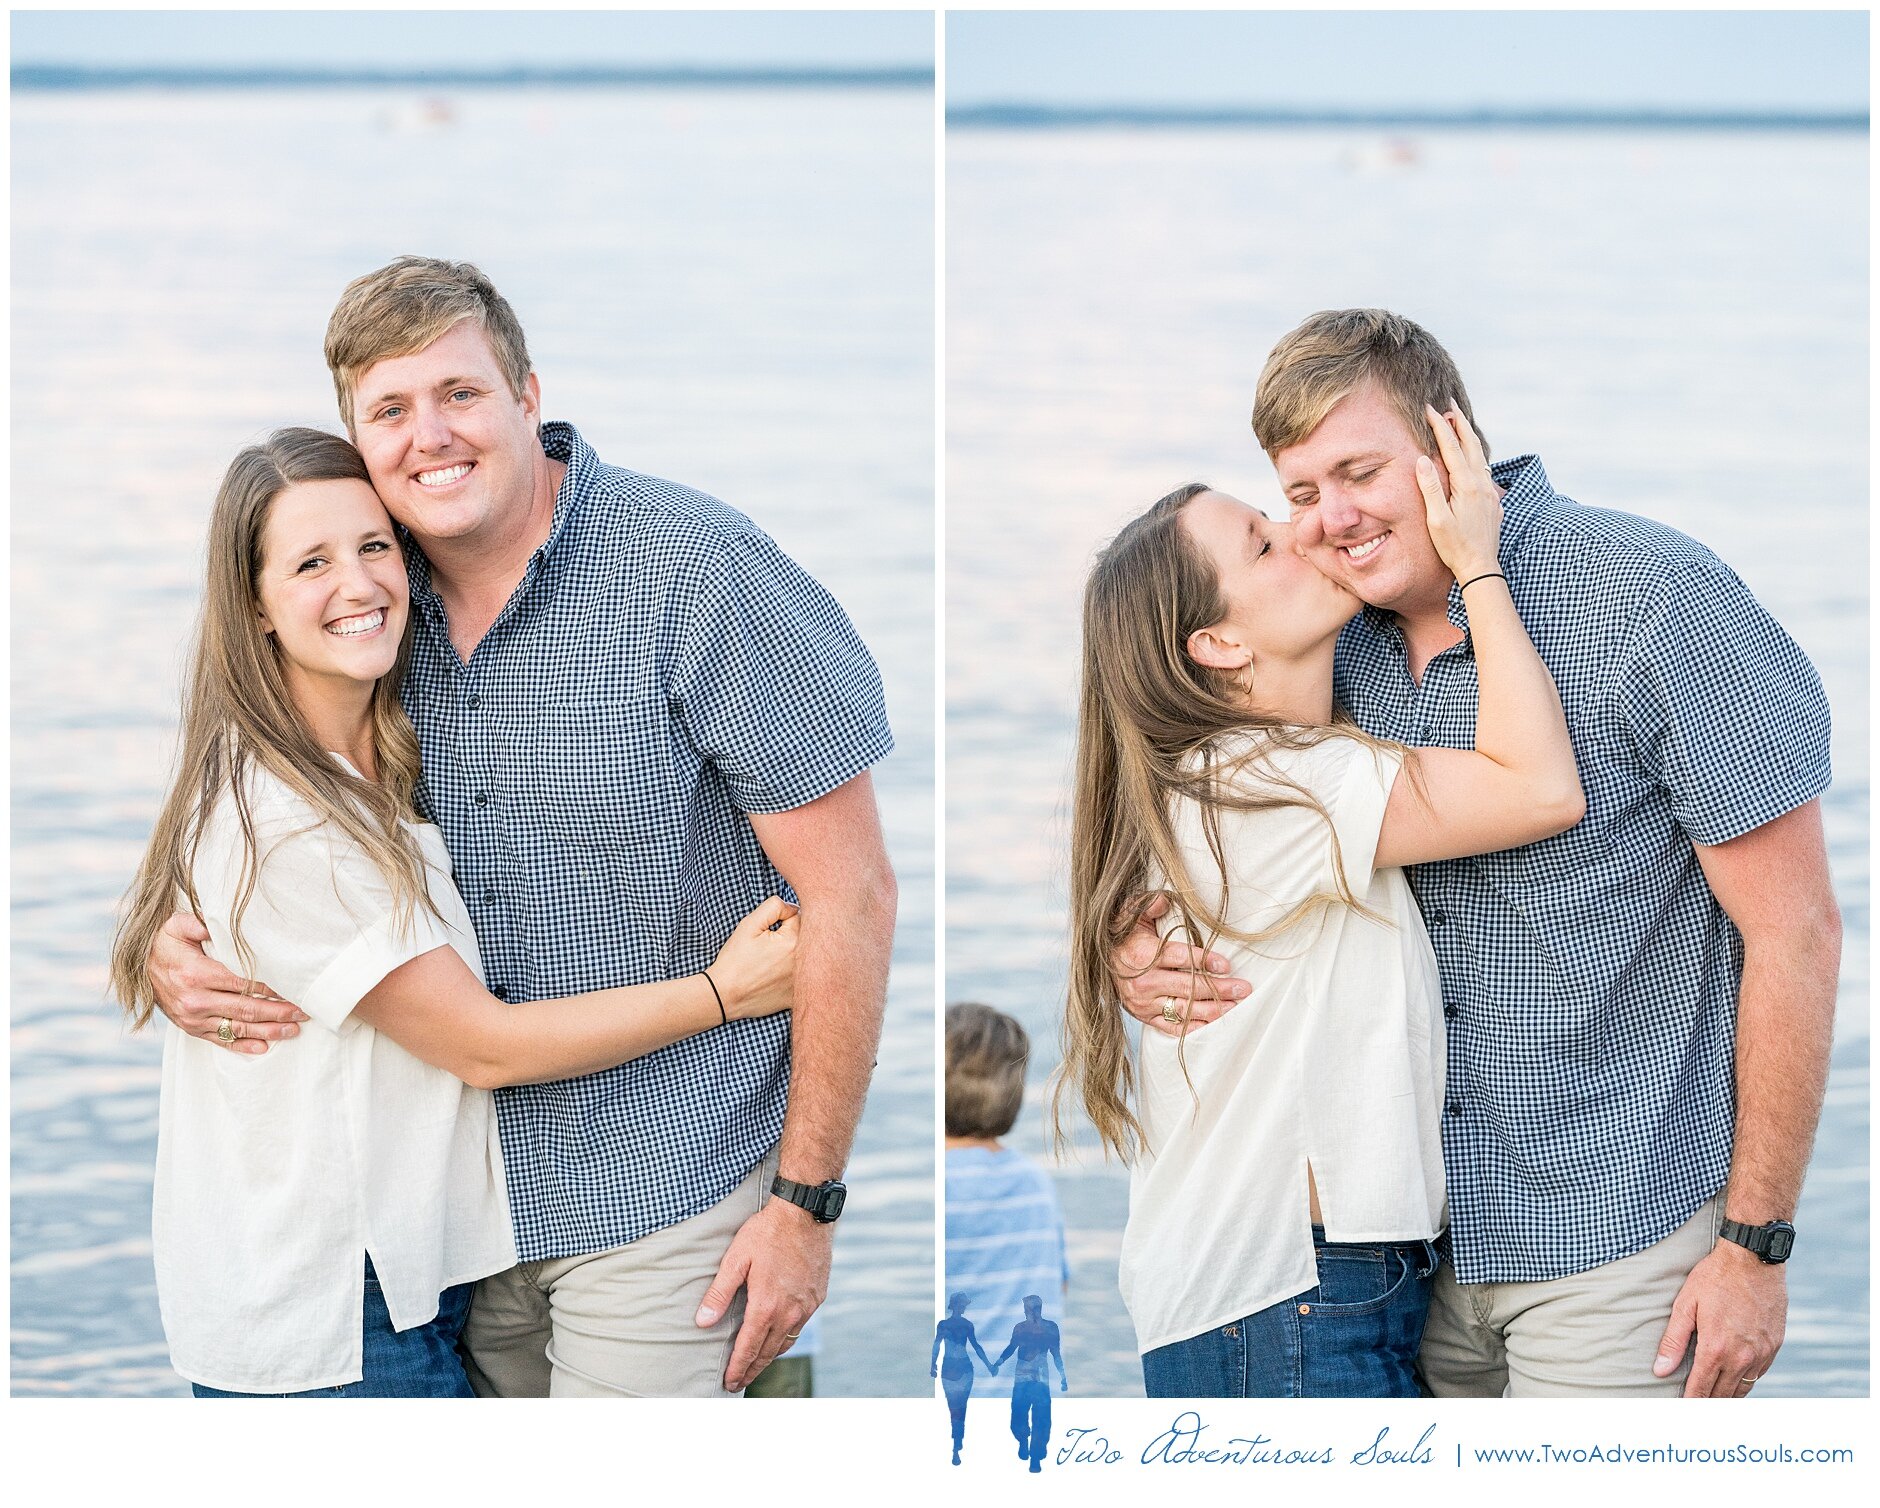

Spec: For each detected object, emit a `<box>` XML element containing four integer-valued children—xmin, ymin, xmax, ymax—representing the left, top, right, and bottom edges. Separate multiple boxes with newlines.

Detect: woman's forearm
<box><xmin>356</xmin><ymin>946</ymin><xmax>724</xmax><ymax>1089</ymax></box>
<box><xmin>1418</xmin><ymin>408</ymin><xmax>1580</xmax><ymax>812</ymax></box>
<box><xmin>1464</xmin><ymin>579</ymin><xmax>1579</xmax><ymax>806</ymax></box>
<box><xmin>474</xmin><ymin>975</ymin><xmax>723</xmax><ymax>1088</ymax></box>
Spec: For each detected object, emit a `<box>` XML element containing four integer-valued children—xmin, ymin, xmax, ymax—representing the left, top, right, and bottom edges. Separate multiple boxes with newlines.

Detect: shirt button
<box><xmin>467</xmin><ymin>693</ymin><xmax>483</xmax><ymax>709</ymax></box>
<box><xmin>1427</xmin><ymin>909</ymin><xmax>1446</xmax><ymax>925</ymax></box>
<box><xmin>492</xmin><ymin>985</ymin><xmax>509</xmax><ymax>1001</ymax></box>
<box><xmin>474</xmin><ymin>792</ymin><xmax>489</xmax><ymax>807</ymax></box>
<box><xmin>1443</xmin><ymin>1004</ymin><xmax>1460</xmax><ymax>1021</ymax></box>
<box><xmin>1446</xmin><ymin>1100</ymin><xmax>1464</xmax><ymax>1116</ymax></box>
<box><xmin>482</xmin><ymin>888</ymin><xmax>496</xmax><ymax>904</ymax></box>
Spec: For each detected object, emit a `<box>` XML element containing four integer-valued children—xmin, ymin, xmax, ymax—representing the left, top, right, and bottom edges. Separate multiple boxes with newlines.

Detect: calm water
<box><xmin>10</xmin><ymin>85</ymin><xmax>934</xmax><ymax>1396</ymax></box>
<box><xmin>947</xmin><ymin>127</ymin><xmax>1868</xmax><ymax>1396</ymax></box>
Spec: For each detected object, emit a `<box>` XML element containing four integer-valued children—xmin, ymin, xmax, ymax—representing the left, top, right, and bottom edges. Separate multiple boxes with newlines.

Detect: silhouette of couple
<box><xmin>931</xmin><ymin>1293</ymin><xmax>1067</xmax><ymax>1470</ymax></box>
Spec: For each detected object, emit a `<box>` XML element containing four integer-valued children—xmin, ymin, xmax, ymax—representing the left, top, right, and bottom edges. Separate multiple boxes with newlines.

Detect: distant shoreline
<box><xmin>11</xmin><ymin>63</ymin><xmax>931</xmax><ymax>91</ymax></box>
<box><xmin>949</xmin><ymin>104</ymin><xmax>1866</xmax><ymax>132</ymax></box>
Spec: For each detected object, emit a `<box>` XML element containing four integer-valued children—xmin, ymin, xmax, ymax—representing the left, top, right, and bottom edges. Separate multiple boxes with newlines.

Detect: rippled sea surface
<box><xmin>948</xmin><ymin>127</ymin><xmax>1868</xmax><ymax>1396</ymax></box>
<box><xmin>11</xmin><ymin>84</ymin><xmax>933</xmax><ymax>1396</ymax></box>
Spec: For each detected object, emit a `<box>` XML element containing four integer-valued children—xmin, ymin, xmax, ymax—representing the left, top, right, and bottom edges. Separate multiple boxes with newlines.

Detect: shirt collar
<box><xmin>1488</xmin><ymin>452</ymin><xmax>1554</xmax><ymax>560</ymax></box>
<box><xmin>536</xmin><ymin>419</ymin><xmax>596</xmax><ymax>562</ymax></box>
<box><xmin>403</xmin><ymin>419</ymin><xmax>596</xmax><ymax>606</ymax></box>
<box><xmin>1439</xmin><ymin>452</ymin><xmax>1551</xmax><ymax>626</ymax></box>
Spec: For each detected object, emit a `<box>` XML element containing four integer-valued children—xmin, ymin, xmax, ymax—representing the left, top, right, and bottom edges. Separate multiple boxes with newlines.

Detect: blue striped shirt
<box><xmin>945</xmin><ymin>1146</ymin><xmax>1070</xmax><ymax>1342</ymax></box>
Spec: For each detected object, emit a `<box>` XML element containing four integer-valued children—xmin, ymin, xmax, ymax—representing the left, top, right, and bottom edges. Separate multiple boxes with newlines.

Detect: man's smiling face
<box><xmin>1272</xmin><ymin>381</ymin><xmax>1453</xmax><ymax>618</ymax></box>
<box><xmin>348</xmin><ymin>316</ymin><xmax>541</xmax><ymax>551</ymax></box>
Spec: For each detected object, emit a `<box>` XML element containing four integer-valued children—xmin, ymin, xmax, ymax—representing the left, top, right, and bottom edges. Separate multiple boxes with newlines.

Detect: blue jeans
<box><xmin>1141</xmin><ymin>1232</ymin><xmax>1440</xmax><ymax>1398</ymax></box>
<box><xmin>193</xmin><ymin>1258</ymin><xmax>476</xmax><ymax>1398</ymax></box>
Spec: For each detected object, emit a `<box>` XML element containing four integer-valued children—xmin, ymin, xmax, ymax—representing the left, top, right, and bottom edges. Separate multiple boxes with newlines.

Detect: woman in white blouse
<box><xmin>111</xmin><ymin>429</ymin><xmax>797</xmax><ymax>1398</ymax></box>
<box><xmin>1059</xmin><ymin>408</ymin><xmax>1584</xmax><ymax>1397</ymax></box>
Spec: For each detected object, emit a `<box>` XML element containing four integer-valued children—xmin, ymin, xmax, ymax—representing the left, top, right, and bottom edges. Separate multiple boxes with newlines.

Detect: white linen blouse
<box><xmin>152</xmin><ymin>759</ymin><xmax>515</xmax><ymax>1393</ymax></box>
<box><xmin>1120</xmin><ymin>733</ymin><xmax>1447</xmax><ymax>1355</ymax></box>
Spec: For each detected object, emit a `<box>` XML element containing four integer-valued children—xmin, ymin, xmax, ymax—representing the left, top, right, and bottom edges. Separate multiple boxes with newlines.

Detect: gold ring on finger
<box><xmin>215</xmin><ymin>1017</ymin><xmax>237</xmax><ymax>1043</ymax></box>
<box><xmin>1158</xmin><ymin>996</ymin><xmax>1184</xmax><ymax>1024</ymax></box>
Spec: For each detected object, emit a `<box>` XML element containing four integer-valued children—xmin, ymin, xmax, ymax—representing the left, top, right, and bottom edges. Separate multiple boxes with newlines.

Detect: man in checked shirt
<box><xmin>1114</xmin><ymin>309</ymin><xmax>1839</xmax><ymax>1399</ymax></box>
<box><xmin>146</xmin><ymin>257</ymin><xmax>898</xmax><ymax>1396</ymax></box>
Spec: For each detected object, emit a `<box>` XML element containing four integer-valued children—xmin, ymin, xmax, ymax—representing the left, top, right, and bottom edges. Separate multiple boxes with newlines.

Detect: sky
<box><xmin>947</xmin><ymin>10</ymin><xmax>1868</xmax><ymax>114</ymax></box>
<box><xmin>10</xmin><ymin>9</ymin><xmax>934</xmax><ymax>71</ymax></box>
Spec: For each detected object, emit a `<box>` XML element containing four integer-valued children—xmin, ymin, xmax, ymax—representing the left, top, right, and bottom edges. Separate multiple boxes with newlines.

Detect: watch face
<box><xmin>819</xmin><ymin>1184</ymin><xmax>848</xmax><ymax>1222</ymax></box>
<box><xmin>1765</xmin><ymin>1226</ymin><xmax>1795</xmax><ymax>1261</ymax></box>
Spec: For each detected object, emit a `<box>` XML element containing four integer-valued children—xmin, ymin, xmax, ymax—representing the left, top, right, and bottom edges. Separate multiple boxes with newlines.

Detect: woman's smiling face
<box><xmin>254</xmin><ymin>477</ymin><xmax>408</xmax><ymax>695</ymax></box>
<box><xmin>1180</xmin><ymin>489</ymin><xmax>1361</xmax><ymax>672</ymax></box>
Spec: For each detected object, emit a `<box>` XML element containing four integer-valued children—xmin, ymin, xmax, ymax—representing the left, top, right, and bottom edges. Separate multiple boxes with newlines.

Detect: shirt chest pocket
<box><xmin>1512</xmin><ymin>710</ymin><xmax>1646</xmax><ymax>889</ymax></box>
<box><xmin>1457</xmin><ymin>701</ymin><xmax>1628</xmax><ymax>894</ymax></box>
<box><xmin>517</xmin><ymin>693</ymin><xmax>688</xmax><ymax>851</ymax></box>
<box><xmin>1505</xmin><ymin>806</ymin><xmax>1612</xmax><ymax>890</ymax></box>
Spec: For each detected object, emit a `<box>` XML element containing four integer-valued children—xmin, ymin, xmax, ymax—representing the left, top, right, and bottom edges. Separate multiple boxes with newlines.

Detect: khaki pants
<box><xmin>463</xmin><ymin>1152</ymin><xmax>778</xmax><ymax>1398</ymax></box>
<box><xmin>1419</xmin><ymin>1196</ymin><xmax>1723</xmax><ymax>1398</ymax></box>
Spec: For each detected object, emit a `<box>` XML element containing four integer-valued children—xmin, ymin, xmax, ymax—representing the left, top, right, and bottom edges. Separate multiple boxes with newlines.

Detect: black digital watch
<box><xmin>1717</xmin><ymin>1217</ymin><xmax>1796</xmax><ymax>1264</ymax></box>
<box><xmin>771</xmin><ymin>1175</ymin><xmax>848</xmax><ymax>1224</ymax></box>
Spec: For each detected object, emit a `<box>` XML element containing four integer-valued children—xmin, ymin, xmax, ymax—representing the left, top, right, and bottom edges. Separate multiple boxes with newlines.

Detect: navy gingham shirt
<box><xmin>401</xmin><ymin>422</ymin><xmax>893</xmax><ymax>1262</ymax></box>
<box><xmin>1333</xmin><ymin>455</ymin><xmax>1830</xmax><ymax>1284</ymax></box>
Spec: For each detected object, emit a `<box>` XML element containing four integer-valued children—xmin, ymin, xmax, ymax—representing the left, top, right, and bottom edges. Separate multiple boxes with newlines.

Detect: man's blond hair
<box><xmin>1251</xmin><ymin>308</ymin><xmax>1489</xmax><ymax>461</ymax></box>
<box><xmin>324</xmin><ymin>256</ymin><xmax>532</xmax><ymax>434</ymax></box>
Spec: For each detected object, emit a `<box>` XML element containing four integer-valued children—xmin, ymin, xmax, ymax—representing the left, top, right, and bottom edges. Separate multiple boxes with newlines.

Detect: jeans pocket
<box><xmin>1307</xmin><ymin>1246</ymin><xmax>1412</xmax><ymax>1316</ymax></box>
<box><xmin>1142</xmin><ymin>1320</ymin><xmax>1248</xmax><ymax>1397</ymax></box>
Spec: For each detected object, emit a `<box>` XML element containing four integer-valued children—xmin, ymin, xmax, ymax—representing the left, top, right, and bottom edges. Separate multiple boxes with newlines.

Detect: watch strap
<box><xmin>771</xmin><ymin>1174</ymin><xmax>846</xmax><ymax>1223</ymax></box>
<box><xmin>771</xmin><ymin>1174</ymin><xmax>816</xmax><ymax>1212</ymax></box>
<box><xmin>1718</xmin><ymin>1217</ymin><xmax>1796</xmax><ymax>1263</ymax></box>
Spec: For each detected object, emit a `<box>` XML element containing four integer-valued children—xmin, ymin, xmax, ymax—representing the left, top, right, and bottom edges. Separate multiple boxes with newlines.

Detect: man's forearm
<box><xmin>774</xmin><ymin>875</ymin><xmax>896</xmax><ymax>1184</ymax></box>
<box><xmin>1723</xmin><ymin>916</ymin><xmax>1840</xmax><ymax>1223</ymax></box>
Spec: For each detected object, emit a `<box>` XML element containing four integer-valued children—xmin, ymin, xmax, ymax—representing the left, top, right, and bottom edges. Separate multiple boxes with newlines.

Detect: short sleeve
<box><xmin>1323</xmin><ymin>737</ymin><xmax>1405</xmax><ymax>888</ymax></box>
<box><xmin>1615</xmin><ymin>563</ymin><xmax>1831</xmax><ymax>845</ymax></box>
<box><xmin>207</xmin><ymin>811</ymin><xmax>460</xmax><ymax>1035</ymax></box>
<box><xmin>669</xmin><ymin>528</ymin><xmax>895</xmax><ymax>814</ymax></box>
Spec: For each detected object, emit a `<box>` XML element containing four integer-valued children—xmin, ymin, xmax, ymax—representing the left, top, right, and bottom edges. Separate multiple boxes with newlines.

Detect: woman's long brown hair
<box><xmin>1055</xmin><ymin>484</ymin><xmax>1402</xmax><ymax>1162</ymax></box>
<box><xmin>110</xmin><ymin>428</ymin><xmax>435</xmax><ymax>1025</ymax></box>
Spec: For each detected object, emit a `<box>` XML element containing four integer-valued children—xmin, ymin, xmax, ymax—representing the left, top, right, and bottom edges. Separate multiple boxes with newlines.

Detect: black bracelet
<box><xmin>1458</xmin><ymin>571</ymin><xmax>1507</xmax><ymax>593</ymax></box>
<box><xmin>701</xmin><ymin>970</ymin><xmax>728</xmax><ymax>1027</ymax></box>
